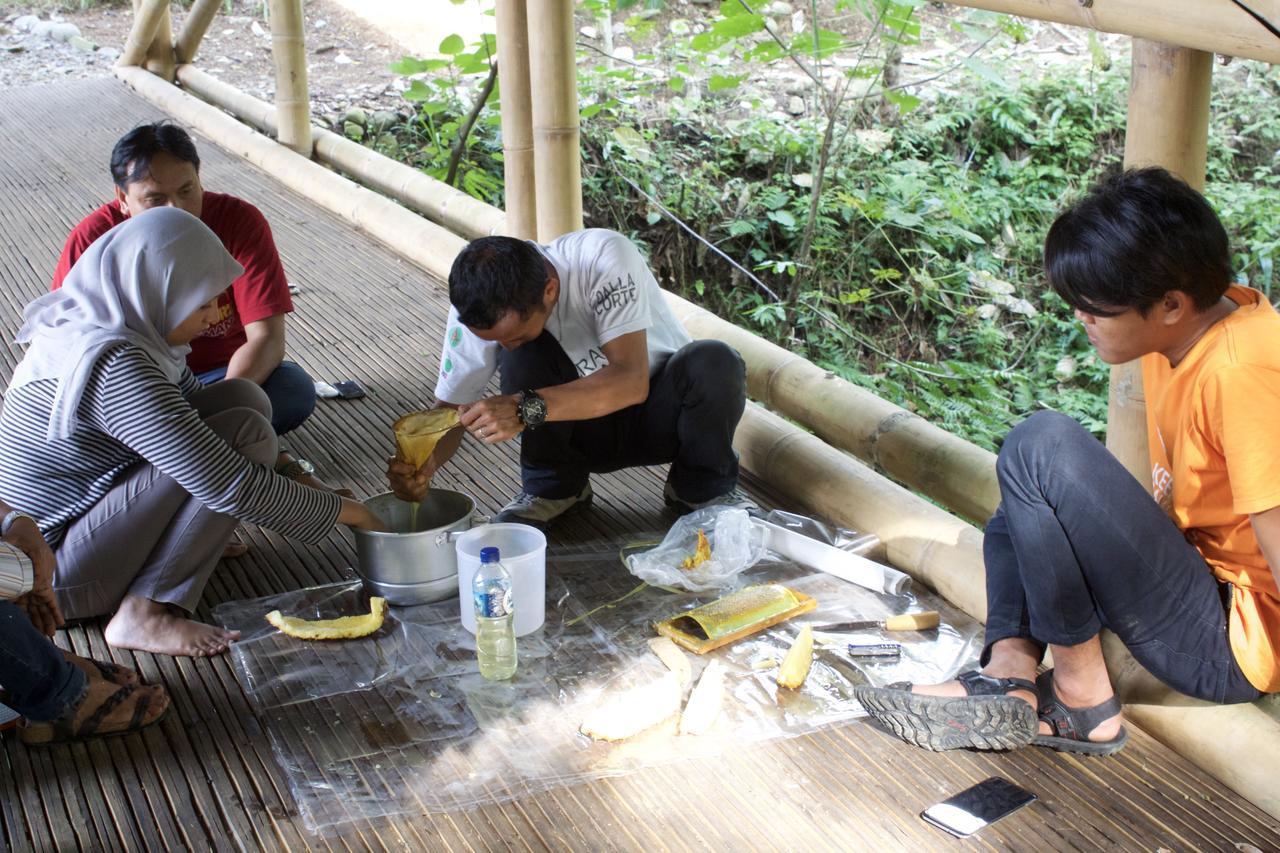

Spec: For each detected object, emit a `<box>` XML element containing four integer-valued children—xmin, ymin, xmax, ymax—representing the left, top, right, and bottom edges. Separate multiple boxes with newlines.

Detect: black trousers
<box><xmin>982</xmin><ymin>411</ymin><xmax>1263</xmax><ymax>704</ymax></box>
<box><xmin>498</xmin><ymin>334</ymin><xmax>747</xmax><ymax>503</ymax></box>
<box><xmin>0</xmin><ymin>601</ymin><xmax>85</xmax><ymax>720</ymax></box>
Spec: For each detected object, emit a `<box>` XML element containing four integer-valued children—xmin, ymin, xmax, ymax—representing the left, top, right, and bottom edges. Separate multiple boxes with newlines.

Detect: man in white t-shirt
<box><xmin>386</xmin><ymin>230</ymin><xmax>753</xmax><ymax>528</ymax></box>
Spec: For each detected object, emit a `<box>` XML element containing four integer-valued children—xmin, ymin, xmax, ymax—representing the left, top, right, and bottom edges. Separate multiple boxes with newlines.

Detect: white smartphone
<box><xmin>921</xmin><ymin>776</ymin><xmax>1037</xmax><ymax>838</ymax></box>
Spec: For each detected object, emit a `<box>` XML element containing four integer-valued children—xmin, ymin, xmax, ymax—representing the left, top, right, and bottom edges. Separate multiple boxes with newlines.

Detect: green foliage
<box><xmin>360</xmin><ymin>33</ymin><xmax>504</xmax><ymax>204</ymax></box>
<box><xmin>370</xmin><ymin>6</ymin><xmax>1280</xmax><ymax>452</ymax></box>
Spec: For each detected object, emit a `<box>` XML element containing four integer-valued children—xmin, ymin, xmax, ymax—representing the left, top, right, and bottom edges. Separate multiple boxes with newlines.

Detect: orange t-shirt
<box><xmin>1142</xmin><ymin>286</ymin><xmax>1280</xmax><ymax>692</ymax></box>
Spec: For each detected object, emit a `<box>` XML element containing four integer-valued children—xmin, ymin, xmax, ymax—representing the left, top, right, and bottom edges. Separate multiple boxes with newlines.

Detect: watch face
<box><xmin>522</xmin><ymin>392</ymin><xmax>548</xmax><ymax>426</ymax></box>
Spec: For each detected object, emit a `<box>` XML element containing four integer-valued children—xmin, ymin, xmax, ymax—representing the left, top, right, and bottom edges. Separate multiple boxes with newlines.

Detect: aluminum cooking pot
<box><xmin>353</xmin><ymin>490</ymin><xmax>487</xmax><ymax>605</ymax></box>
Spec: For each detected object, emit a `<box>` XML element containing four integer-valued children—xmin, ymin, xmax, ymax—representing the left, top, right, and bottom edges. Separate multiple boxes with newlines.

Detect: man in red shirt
<box><xmin>53</xmin><ymin>123</ymin><xmax>329</xmax><ymax>493</ymax></box>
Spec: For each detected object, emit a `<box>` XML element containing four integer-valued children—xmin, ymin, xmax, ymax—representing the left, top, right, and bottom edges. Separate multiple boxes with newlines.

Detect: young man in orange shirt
<box><xmin>855</xmin><ymin>168</ymin><xmax>1278</xmax><ymax>755</ymax></box>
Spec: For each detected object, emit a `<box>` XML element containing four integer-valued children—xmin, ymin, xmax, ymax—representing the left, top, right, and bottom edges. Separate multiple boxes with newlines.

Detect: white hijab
<box><xmin>10</xmin><ymin>206</ymin><xmax>244</xmax><ymax>440</ymax></box>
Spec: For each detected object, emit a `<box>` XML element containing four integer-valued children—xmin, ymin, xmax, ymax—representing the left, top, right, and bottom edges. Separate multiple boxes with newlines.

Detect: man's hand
<box><xmin>387</xmin><ymin>456</ymin><xmax>432</xmax><ymax>502</ymax></box>
<box><xmin>4</xmin><ymin>516</ymin><xmax>62</xmax><ymax>637</ymax></box>
<box><xmin>459</xmin><ymin>395</ymin><xmax>524</xmax><ymax>444</ymax></box>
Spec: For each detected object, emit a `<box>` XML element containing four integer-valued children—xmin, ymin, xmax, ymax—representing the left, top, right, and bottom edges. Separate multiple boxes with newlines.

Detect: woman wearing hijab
<box><xmin>0</xmin><ymin>207</ymin><xmax>385</xmax><ymax>658</ymax></box>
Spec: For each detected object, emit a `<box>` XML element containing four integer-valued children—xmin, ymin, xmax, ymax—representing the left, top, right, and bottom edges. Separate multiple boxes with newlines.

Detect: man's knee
<box><xmin>263</xmin><ymin>362</ymin><xmax>316</xmax><ymax>435</ymax></box>
<box><xmin>203</xmin><ymin>406</ymin><xmax>279</xmax><ymax>467</ymax></box>
<box><xmin>671</xmin><ymin>340</ymin><xmax>746</xmax><ymax>399</ymax></box>
<box><xmin>997</xmin><ymin>410</ymin><xmax>1092</xmax><ymax>481</ymax></box>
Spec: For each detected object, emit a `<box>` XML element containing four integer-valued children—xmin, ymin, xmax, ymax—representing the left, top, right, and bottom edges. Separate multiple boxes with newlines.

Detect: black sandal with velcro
<box><xmin>1033</xmin><ymin>669</ymin><xmax>1128</xmax><ymax>756</ymax></box>
<box><xmin>852</xmin><ymin>670</ymin><xmax>1039</xmax><ymax>752</ymax></box>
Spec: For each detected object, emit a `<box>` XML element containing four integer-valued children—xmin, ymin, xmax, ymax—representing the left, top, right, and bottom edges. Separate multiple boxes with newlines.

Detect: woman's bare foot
<box><xmin>104</xmin><ymin>595</ymin><xmax>240</xmax><ymax>657</ymax></box>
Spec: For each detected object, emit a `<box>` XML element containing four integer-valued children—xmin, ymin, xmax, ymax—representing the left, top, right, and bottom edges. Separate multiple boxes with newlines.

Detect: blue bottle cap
<box><xmin>479</xmin><ymin>546</ymin><xmax>500</xmax><ymax>563</ymax></box>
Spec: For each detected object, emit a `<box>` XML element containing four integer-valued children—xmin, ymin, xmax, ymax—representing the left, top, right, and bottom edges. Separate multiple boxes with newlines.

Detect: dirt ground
<box><xmin>0</xmin><ymin>0</ymin><xmax>1115</xmax><ymax>126</ymax></box>
<box><xmin>0</xmin><ymin>0</ymin><xmax>411</xmax><ymax>121</ymax></box>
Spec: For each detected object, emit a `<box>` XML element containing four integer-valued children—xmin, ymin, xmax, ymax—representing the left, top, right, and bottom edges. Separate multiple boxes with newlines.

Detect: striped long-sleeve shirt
<box><xmin>0</xmin><ymin>344</ymin><xmax>341</xmax><ymax>548</ymax></box>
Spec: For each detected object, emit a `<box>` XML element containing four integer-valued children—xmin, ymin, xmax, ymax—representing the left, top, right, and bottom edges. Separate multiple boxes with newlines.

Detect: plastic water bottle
<box><xmin>472</xmin><ymin>546</ymin><xmax>517</xmax><ymax>680</ymax></box>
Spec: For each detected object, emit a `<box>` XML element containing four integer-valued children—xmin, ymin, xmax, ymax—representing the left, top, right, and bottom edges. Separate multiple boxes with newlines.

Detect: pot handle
<box><xmin>433</xmin><ymin>513</ymin><xmax>493</xmax><ymax>547</ymax></box>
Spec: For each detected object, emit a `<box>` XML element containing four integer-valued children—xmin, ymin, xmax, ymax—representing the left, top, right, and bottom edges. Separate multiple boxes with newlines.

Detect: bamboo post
<box><xmin>175</xmin><ymin>64</ymin><xmax>507</xmax><ymax>237</ymax></box>
<box><xmin>267</xmin><ymin>0</ymin><xmax>312</xmax><ymax>156</ymax></box>
<box><xmin>119</xmin><ymin>0</ymin><xmax>168</xmax><ymax>68</ymax></box>
<box><xmin>943</xmin><ymin>0</ymin><xmax>1280</xmax><ymax>64</ymax></box>
<box><xmin>175</xmin><ymin>0</ymin><xmax>223</xmax><ymax>65</ymax></box>
<box><xmin>496</xmin><ymin>0</ymin><xmax>538</xmax><ymax>239</ymax></box>
<box><xmin>526</xmin><ymin>0</ymin><xmax>582</xmax><ymax>240</ymax></box>
<box><xmin>1106</xmin><ymin>41</ymin><xmax>1213</xmax><ymax>485</ymax></box>
<box><xmin>144</xmin><ymin>2</ymin><xmax>175</xmax><ymax>82</ymax></box>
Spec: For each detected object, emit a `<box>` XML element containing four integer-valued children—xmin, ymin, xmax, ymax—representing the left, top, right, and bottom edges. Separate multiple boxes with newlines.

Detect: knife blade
<box><xmin>812</xmin><ymin>611</ymin><xmax>940</xmax><ymax>633</ymax></box>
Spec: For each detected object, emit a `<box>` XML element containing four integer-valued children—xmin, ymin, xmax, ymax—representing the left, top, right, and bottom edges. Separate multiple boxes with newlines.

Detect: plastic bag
<box><xmin>625</xmin><ymin>507</ymin><xmax>766</xmax><ymax>592</ymax></box>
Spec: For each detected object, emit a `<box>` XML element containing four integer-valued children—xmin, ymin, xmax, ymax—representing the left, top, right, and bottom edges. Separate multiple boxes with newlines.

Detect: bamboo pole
<box><xmin>116</xmin><ymin>65</ymin><xmax>465</xmax><ymax>280</ymax></box>
<box><xmin>944</xmin><ymin>0</ymin><xmax>1280</xmax><ymax>65</ymax></box>
<box><xmin>174</xmin><ymin>65</ymin><xmax>507</xmax><ymax>237</ymax></box>
<box><xmin>495</xmin><ymin>0</ymin><xmax>537</xmax><ymax>239</ymax></box>
<box><xmin>143</xmin><ymin>2</ymin><xmax>175</xmax><ymax>81</ymax></box>
<box><xmin>267</xmin><ymin>0</ymin><xmax>311</xmax><ymax>156</ymax></box>
<box><xmin>667</xmin><ymin>295</ymin><xmax>1000</xmax><ymax>523</ymax></box>
<box><xmin>119</xmin><ymin>0</ymin><xmax>168</xmax><ymax>68</ymax></box>
<box><xmin>174</xmin><ymin>0</ymin><xmax>222</xmax><ymax>65</ymax></box>
<box><xmin>1106</xmin><ymin>42</ymin><xmax>1212</xmax><ymax>485</ymax></box>
<box><xmin>526</xmin><ymin>0</ymin><xmax>582</xmax><ymax>240</ymax></box>
<box><xmin>738</xmin><ymin>404</ymin><xmax>990</xmax><ymax>618</ymax></box>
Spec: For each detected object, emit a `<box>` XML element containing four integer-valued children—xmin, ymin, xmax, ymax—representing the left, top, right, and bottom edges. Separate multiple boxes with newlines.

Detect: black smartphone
<box><xmin>332</xmin><ymin>380</ymin><xmax>367</xmax><ymax>400</ymax></box>
<box><xmin>920</xmin><ymin>777</ymin><xmax>1037</xmax><ymax>838</ymax></box>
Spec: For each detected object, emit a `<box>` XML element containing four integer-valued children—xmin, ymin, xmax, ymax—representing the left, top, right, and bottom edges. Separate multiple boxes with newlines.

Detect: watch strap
<box><xmin>0</xmin><ymin>510</ymin><xmax>34</xmax><ymax>538</ymax></box>
<box><xmin>277</xmin><ymin>459</ymin><xmax>316</xmax><ymax>481</ymax></box>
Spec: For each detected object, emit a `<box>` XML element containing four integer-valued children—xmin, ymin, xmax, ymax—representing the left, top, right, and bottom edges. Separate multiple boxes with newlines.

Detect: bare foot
<box><xmin>104</xmin><ymin>595</ymin><xmax>241</xmax><ymax>657</ymax></box>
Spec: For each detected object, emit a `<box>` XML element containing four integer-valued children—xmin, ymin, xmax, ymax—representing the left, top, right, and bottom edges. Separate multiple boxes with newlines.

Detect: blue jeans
<box><xmin>197</xmin><ymin>360</ymin><xmax>316</xmax><ymax>436</ymax></box>
<box><xmin>498</xmin><ymin>335</ymin><xmax>746</xmax><ymax>502</ymax></box>
<box><xmin>0</xmin><ymin>601</ymin><xmax>85</xmax><ymax>721</ymax></box>
<box><xmin>983</xmin><ymin>411</ymin><xmax>1262</xmax><ymax>704</ymax></box>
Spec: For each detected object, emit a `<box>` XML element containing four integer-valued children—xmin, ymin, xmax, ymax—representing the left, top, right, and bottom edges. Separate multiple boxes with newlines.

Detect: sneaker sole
<box><xmin>853</xmin><ymin>686</ymin><xmax>1037</xmax><ymax>752</ymax></box>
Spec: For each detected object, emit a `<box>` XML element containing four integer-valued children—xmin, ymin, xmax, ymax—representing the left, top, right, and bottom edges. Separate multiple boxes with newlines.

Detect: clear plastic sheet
<box><xmin>215</xmin><ymin>542</ymin><xmax>981</xmax><ymax>832</ymax></box>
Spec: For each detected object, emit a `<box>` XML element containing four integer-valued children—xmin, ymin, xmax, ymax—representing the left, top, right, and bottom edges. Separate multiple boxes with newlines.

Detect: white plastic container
<box><xmin>455</xmin><ymin>523</ymin><xmax>546</xmax><ymax>637</ymax></box>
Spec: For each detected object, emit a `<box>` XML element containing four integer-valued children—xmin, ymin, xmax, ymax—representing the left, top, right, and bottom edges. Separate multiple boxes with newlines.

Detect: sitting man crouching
<box><xmin>389</xmin><ymin>229</ymin><xmax>754</xmax><ymax>528</ymax></box>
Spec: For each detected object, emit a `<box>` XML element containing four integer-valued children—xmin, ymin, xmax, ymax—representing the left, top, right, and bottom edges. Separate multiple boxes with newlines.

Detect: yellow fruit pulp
<box><xmin>266</xmin><ymin>597</ymin><xmax>389</xmax><ymax>640</ymax></box>
<box><xmin>680</xmin><ymin>528</ymin><xmax>712</xmax><ymax>570</ymax></box>
<box><xmin>776</xmin><ymin>625</ymin><xmax>813</xmax><ymax>689</ymax></box>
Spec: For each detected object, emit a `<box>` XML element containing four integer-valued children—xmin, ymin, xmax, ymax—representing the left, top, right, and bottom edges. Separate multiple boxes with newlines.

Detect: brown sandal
<box><xmin>62</xmin><ymin>650</ymin><xmax>140</xmax><ymax>687</ymax></box>
<box><xmin>18</xmin><ymin>677</ymin><xmax>169</xmax><ymax>746</ymax></box>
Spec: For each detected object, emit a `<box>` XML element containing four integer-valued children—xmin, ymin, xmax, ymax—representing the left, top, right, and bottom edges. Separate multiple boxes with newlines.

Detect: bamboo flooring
<box><xmin>0</xmin><ymin>76</ymin><xmax>1276</xmax><ymax>851</ymax></box>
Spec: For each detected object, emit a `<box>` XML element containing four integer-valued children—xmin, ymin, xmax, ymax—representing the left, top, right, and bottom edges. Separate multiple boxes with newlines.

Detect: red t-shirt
<box><xmin>51</xmin><ymin>191</ymin><xmax>294</xmax><ymax>374</ymax></box>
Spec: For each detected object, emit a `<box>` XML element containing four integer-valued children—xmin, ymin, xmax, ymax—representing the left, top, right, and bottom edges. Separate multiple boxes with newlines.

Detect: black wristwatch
<box><xmin>516</xmin><ymin>389</ymin><xmax>548</xmax><ymax>429</ymax></box>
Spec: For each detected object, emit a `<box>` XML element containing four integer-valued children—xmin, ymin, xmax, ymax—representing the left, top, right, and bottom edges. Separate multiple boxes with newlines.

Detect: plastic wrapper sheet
<box><xmin>215</xmin><ymin>547</ymin><xmax>982</xmax><ymax>832</ymax></box>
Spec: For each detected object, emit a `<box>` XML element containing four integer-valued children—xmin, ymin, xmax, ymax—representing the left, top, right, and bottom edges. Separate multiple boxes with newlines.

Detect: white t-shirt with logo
<box><xmin>434</xmin><ymin>229</ymin><xmax>692</xmax><ymax>404</ymax></box>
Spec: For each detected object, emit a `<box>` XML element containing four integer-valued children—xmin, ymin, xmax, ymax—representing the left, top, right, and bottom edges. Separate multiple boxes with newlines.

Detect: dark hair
<box><xmin>1044</xmin><ymin>167</ymin><xmax>1233</xmax><ymax>316</ymax></box>
<box><xmin>448</xmin><ymin>237</ymin><xmax>550</xmax><ymax>329</ymax></box>
<box><xmin>110</xmin><ymin>122</ymin><xmax>201</xmax><ymax>189</ymax></box>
